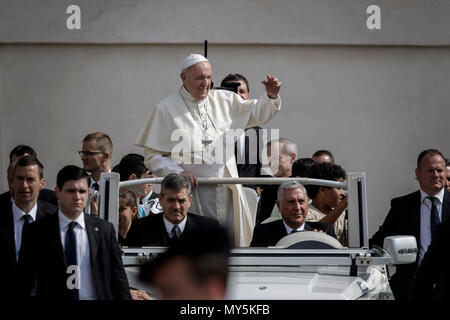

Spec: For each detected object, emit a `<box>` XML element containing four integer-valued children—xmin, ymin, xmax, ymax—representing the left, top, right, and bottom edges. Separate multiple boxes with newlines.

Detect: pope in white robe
<box><xmin>135</xmin><ymin>54</ymin><xmax>282</xmax><ymax>246</ymax></box>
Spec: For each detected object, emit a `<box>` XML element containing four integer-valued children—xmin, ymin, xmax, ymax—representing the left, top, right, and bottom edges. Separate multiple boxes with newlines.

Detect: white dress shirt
<box><xmin>12</xmin><ymin>201</ymin><xmax>37</xmax><ymax>261</ymax></box>
<box><xmin>89</xmin><ymin>178</ymin><xmax>99</xmax><ymax>190</ymax></box>
<box><xmin>163</xmin><ymin>215</ymin><xmax>187</xmax><ymax>239</ymax></box>
<box><xmin>283</xmin><ymin>220</ymin><xmax>306</xmax><ymax>235</ymax></box>
<box><xmin>418</xmin><ymin>188</ymin><xmax>444</xmax><ymax>263</ymax></box>
<box><xmin>58</xmin><ymin>211</ymin><xmax>98</xmax><ymax>300</ymax></box>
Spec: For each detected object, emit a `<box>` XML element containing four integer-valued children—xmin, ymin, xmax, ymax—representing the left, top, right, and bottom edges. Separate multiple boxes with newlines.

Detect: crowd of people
<box><xmin>1</xmin><ymin>53</ymin><xmax>449</xmax><ymax>300</ymax></box>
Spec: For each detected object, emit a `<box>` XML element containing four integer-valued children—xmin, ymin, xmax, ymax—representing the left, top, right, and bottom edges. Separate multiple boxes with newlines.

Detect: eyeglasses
<box><xmin>78</xmin><ymin>151</ymin><xmax>104</xmax><ymax>157</ymax></box>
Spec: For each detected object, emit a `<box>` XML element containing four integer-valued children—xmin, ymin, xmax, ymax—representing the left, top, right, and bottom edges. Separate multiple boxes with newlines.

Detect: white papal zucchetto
<box><xmin>182</xmin><ymin>53</ymin><xmax>209</xmax><ymax>71</ymax></box>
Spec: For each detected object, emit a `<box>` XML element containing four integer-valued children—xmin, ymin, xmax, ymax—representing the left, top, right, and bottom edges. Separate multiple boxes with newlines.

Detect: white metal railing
<box><xmin>98</xmin><ymin>172</ymin><xmax>369</xmax><ymax>248</ymax></box>
<box><xmin>119</xmin><ymin>177</ymin><xmax>347</xmax><ymax>188</ymax></box>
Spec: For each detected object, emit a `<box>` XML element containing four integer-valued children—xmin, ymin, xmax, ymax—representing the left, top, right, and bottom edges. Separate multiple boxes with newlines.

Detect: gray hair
<box><xmin>268</xmin><ymin>138</ymin><xmax>298</xmax><ymax>157</ymax></box>
<box><xmin>160</xmin><ymin>173</ymin><xmax>192</xmax><ymax>197</ymax></box>
<box><xmin>277</xmin><ymin>181</ymin><xmax>307</xmax><ymax>202</ymax></box>
<box><xmin>181</xmin><ymin>67</ymin><xmax>190</xmax><ymax>77</ymax></box>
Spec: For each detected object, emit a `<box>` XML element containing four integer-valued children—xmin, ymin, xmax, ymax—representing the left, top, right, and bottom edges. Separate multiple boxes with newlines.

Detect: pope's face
<box><xmin>181</xmin><ymin>62</ymin><xmax>211</xmax><ymax>100</ymax></box>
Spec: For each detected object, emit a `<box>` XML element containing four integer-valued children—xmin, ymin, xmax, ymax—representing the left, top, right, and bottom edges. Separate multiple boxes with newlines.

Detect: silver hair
<box><xmin>181</xmin><ymin>67</ymin><xmax>190</xmax><ymax>77</ymax></box>
<box><xmin>277</xmin><ymin>181</ymin><xmax>307</xmax><ymax>202</ymax></box>
<box><xmin>268</xmin><ymin>138</ymin><xmax>298</xmax><ymax>156</ymax></box>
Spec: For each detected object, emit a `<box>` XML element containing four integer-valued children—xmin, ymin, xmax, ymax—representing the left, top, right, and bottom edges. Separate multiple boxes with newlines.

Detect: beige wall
<box><xmin>1</xmin><ymin>1</ymin><xmax>450</xmax><ymax>236</ymax></box>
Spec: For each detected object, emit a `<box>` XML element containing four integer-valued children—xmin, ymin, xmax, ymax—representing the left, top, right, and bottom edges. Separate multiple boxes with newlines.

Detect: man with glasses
<box><xmin>79</xmin><ymin>132</ymin><xmax>113</xmax><ymax>214</ymax></box>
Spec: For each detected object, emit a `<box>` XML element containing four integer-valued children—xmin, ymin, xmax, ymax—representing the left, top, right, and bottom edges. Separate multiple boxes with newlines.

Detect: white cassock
<box><xmin>135</xmin><ymin>86</ymin><xmax>281</xmax><ymax>246</ymax></box>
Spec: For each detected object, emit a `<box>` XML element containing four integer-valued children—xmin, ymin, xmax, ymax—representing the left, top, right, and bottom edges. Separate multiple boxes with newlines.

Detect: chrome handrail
<box><xmin>119</xmin><ymin>177</ymin><xmax>347</xmax><ymax>189</ymax></box>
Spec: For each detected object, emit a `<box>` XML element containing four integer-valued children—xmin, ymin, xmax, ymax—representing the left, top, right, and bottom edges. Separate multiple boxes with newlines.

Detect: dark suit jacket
<box><xmin>0</xmin><ymin>194</ymin><xmax>56</xmax><ymax>299</ymax></box>
<box><xmin>250</xmin><ymin>219</ymin><xmax>336</xmax><ymax>247</ymax></box>
<box><xmin>255</xmin><ymin>176</ymin><xmax>286</xmax><ymax>224</ymax></box>
<box><xmin>369</xmin><ymin>189</ymin><xmax>450</xmax><ymax>300</ymax></box>
<box><xmin>235</xmin><ymin>126</ymin><xmax>263</xmax><ymax>190</ymax></box>
<box><xmin>17</xmin><ymin>212</ymin><xmax>131</xmax><ymax>300</ymax></box>
<box><xmin>410</xmin><ymin>218</ymin><xmax>450</xmax><ymax>300</ymax></box>
<box><xmin>122</xmin><ymin>212</ymin><xmax>222</xmax><ymax>247</ymax></box>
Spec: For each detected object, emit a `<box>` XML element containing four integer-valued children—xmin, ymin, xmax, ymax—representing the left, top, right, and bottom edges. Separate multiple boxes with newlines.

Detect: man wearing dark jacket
<box><xmin>251</xmin><ymin>181</ymin><xmax>335</xmax><ymax>247</ymax></box>
<box><xmin>0</xmin><ymin>156</ymin><xmax>57</xmax><ymax>299</ymax></box>
<box><xmin>1</xmin><ymin>144</ymin><xmax>57</xmax><ymax>206</ymax></box>
<box><xmin>18</xmin><ymin>165</ymin><xmax>131</xmax><ymax>300</ymax></box>
<box><xmin>410</xmin><ymin>218</ymin><xmax>450</xmax><ymax>300</ymax></box>
<box><xmin>122</xmin><ymin>173</ymin><xmax>223</xmax><ymax>247</ymax></box>
<box><xmin>370</xmin><ymin>149</ymin><xmax>450</xmax><ymax>300</ymax></box>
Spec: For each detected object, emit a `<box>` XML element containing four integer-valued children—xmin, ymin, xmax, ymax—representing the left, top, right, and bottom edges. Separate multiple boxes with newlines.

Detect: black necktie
<box><xmin>65</xmin><ymin>221</ymin><xmax>79</xmax><ymax>300</ymax></box>
<box><xmin>290</xmin><ymin>229</ymin><xmax>299</xmax><ymax>234</ymax></box>
<box><xmin>427</xmin><ymin>197</ymin><xmax>440</xmax><ymax>238</ymax></box>
<box><xmin>92</xmin><ymin>183</ymin><xmax>99</xmax><ymax>191</ymax></box>
<box><xmin>171</xmin><ymin>225</ymin><xmax>181</xmax><ymax>239</ymax></box>
<box><xmin>20</xmin><ymin>214</ymin><xmax>34</xmax><ymax>251</ymax></box>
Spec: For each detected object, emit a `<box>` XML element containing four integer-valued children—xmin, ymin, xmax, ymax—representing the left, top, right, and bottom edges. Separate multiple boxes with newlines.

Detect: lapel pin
<box><xmin>95</xmin><ymin>227</ymin><xmax>99</xmax><ymax>232</ymax></box>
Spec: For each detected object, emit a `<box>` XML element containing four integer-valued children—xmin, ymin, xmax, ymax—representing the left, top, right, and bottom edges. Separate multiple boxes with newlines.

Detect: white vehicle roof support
<box><xmin>346</xmin><ymin>172</ymin><xmax>369</xmax><ymax>248</ymax></box>
<box><xmin>98</xmin><ymin>172</ymin><xmax>120</xmax><ymax>238</ymax></box>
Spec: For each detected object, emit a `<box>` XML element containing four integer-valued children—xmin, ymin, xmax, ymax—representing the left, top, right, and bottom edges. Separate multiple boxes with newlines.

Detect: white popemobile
<box><xmin>97</xmin><ymin>172</ymin><xmax>417</xmax><ymax>300</ymax></box>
